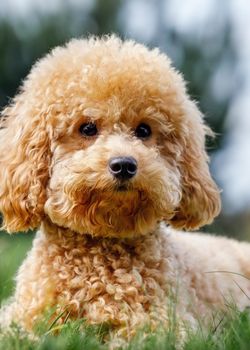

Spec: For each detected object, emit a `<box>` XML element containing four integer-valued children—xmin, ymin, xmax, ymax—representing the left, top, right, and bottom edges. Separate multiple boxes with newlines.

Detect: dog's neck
<box><xmin>40</xmin><ymin>217</ymin><xmax>160</xmax><ymax>246</ymax></box>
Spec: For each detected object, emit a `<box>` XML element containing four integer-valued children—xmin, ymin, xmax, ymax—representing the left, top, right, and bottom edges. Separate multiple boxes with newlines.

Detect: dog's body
<box><xmin>1</xmin><ymin>222</ymin><xmax>250</xmax><ymax>339</ymax></box>
<box><xmin>0</xmin><ymin>36</ymin><xmax>250</xmax><ymax>341</ymax></box>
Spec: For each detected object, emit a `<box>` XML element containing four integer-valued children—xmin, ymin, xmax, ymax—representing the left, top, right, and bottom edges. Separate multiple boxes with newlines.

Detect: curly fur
<box><xmin>0</xmin><ymin>36</ymin><xmax>249</xmax><ymax>343</ymax></box>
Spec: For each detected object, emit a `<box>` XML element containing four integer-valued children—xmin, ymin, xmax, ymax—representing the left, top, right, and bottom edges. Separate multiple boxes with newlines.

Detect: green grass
<box><xmin>1</xmin><ymin>231</ymin><xmax>250</xmax><ymax>349</ymax></box>
<box><xmin>0</xmin><ymin>231</ymin><xmax>34</xmax><ymax>303</ymax></box>
<box><xmin>1</xmin><ymin>310</ymin><xmax>250</xmax><ymax>350</ymax></box>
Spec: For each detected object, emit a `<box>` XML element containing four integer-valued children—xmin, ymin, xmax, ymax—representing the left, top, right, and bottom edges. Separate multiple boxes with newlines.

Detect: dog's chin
<box><xmin>45</xmin><ymin>185</ymin><xmax>171</xmax><ymax>239</ymax></box>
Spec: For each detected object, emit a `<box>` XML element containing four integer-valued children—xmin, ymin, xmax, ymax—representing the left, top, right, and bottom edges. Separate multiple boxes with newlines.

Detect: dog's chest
<box><xmin>47</xmin><ymin>230</ymin><xmax>174</xmax><ymax>325</ymax></box>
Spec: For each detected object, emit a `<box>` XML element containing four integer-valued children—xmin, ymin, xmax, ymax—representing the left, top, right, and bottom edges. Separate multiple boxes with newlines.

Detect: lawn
<box><xmin>0</xmin><ymin>231</ymin><xmax>34</xmax><ymax>303</ymax></box>
<box><xmin>1</xmin><ymin>231</ymin><xmax>250</xmax><ymax>349</ymax></box>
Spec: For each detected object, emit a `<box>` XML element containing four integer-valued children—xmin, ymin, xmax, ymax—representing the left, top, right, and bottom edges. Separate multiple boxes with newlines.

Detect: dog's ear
<box><xmin>169</xmin><ymin>101</ymin><xmax>221</xmax><ymax>230</ymax></box>
<box><xmin>0</xmin><ymin>95</ymin><xmax>50</xmax><ymax>233</ymax></box>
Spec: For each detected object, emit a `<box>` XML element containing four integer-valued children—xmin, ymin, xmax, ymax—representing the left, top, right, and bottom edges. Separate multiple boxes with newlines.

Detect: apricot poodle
<box><xmin>0</xmin><ymin>36</ymin><xmax>250</xmax><ymax>343</ymax></box>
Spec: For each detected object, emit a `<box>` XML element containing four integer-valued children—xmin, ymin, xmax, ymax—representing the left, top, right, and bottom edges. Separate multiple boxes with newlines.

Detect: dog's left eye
<box><xmin>135</xmin><ymin>123</ymin><xmax>152</xmax><ymax>139</ymax></box>
<box><xmin>79</xmin><ymin>122</ymin><xmax>98</xmax><ymax>137</ymax></box>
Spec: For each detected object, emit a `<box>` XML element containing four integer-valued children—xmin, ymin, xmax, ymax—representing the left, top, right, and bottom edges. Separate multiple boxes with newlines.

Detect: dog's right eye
<box><xmin>79</xmin><ymin>122</ymin><xmax>98</xmax><ymax>137</ymax></box>
<box><xmin>135</xmin><ymin>123</ymin><xmax>152</xmax><ymax>139</ymax></box>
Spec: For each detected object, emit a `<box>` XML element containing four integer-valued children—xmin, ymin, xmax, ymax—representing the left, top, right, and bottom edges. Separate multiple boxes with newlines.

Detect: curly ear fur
<box><xmin>0</xmin><ymin>95</ymin><xmax>50</xmax><ymax>233</ymax></box>
<box><xmin>169</xmin><ymin>101</ymin><xmax>221</xmax><ymax>230</ymax></box>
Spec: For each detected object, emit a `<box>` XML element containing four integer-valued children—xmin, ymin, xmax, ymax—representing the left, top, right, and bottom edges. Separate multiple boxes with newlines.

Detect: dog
<box><xmin>0</xmin><ymin>35</ymin><xmax>250</xmax><ymax>343</ymax></box>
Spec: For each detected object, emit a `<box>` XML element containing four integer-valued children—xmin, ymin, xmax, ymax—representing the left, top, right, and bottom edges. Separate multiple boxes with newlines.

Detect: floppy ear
<box><xmin>169</xmin><ymin>101</ymin><xmax>221</xmax><ymax>230</ymax></box>
<box><xmin>0</xmin><ymin>94</ymin><xmax>50</xmax><ymax>233</ymax></box>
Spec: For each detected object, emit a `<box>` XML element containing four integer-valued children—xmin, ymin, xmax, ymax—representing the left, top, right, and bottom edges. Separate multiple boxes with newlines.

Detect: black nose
<box><xmin>108</xmin><ymin>157</ymin><xmax>138</xmax><ymax>180</ymax></box>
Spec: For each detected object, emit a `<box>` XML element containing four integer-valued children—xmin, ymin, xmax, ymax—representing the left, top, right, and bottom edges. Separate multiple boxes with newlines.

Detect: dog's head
<box><xmin>0</xmin><ymin>36</ymin><xmax>221</xmax><ymax>238</ymax></box>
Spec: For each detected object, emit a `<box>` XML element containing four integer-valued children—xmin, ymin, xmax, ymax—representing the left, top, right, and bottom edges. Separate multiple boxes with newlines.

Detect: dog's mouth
<box><xmin>114</xmin><ymin>183</ymin><xmax>133</xmax><ymax>192</ymax></box>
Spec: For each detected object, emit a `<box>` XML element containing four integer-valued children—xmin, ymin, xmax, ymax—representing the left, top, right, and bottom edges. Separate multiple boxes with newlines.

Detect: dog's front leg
<box><xmin>0</xmin><ymin>230</ymin><xmax>58</xmax><ymax>332</ymax></box>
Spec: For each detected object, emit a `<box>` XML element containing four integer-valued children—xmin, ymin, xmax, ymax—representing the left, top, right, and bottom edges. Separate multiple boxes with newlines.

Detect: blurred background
<box><xmin>0</xmin><ymin>0</ymin><xmax>250</xmax><ymax>303</ymax></box>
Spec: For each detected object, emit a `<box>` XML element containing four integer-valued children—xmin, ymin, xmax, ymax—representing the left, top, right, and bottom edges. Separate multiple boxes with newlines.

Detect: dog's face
<box><xmin>0</xmin><ymin>37</ymin><xmax>221</xmax><ymax>237</ymax></box>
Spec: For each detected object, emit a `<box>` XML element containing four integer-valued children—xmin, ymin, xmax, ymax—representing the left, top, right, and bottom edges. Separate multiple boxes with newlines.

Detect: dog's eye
<box><xmin>135</xmin><ymin>123</ymin><xmax>152</xmax><ymax>139</ymax></box>
<box><xmin>79</xmin><ymin>122</ymin><xmax>98</xmax><ymax>137</ymax></box>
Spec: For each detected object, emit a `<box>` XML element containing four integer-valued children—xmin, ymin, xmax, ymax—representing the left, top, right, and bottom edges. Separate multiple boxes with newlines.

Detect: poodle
<box><xmin>0</xmin><ymin>36</ymin><xmax>250</xmax><ymax>343</ymax></box>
